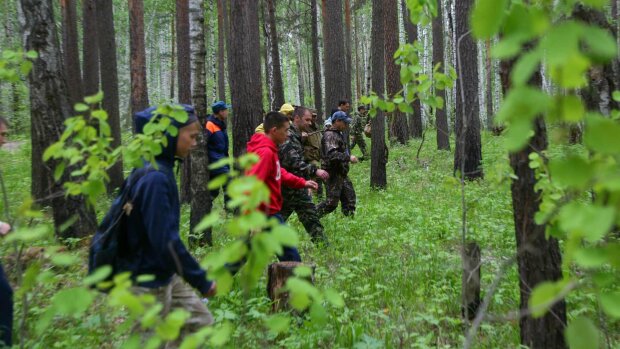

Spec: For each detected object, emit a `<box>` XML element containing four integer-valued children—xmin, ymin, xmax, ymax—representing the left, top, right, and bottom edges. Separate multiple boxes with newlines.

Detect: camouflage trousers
<box><xmin>131</xmin><ymin>275</ymin><xmax>214</xmax><ymax>349</ymax></box>
<box><xmin>281</xmin><ymin>187</ymin><xmax>328</xmax><ymax>244</ymax></box>
<box><xmin>317</xmin><ymin>174</ymin><xmax>356</xmax><ymax>217</ymax></box>
<box><xmin>350</xmin><ymin>135</ymin><xmax>368</xmax><ymax>159</ymax></box>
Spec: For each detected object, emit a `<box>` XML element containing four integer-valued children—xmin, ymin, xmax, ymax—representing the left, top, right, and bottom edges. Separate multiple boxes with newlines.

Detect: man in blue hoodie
<box><xmin>125</xmin><ymin>105</ymin><xmax>216</xmax><ymax>346</ymax></box>
<box><xmin>205</xmin><ymin>101</ymin><xmax>231</xmax><ymax>208</ymax></box>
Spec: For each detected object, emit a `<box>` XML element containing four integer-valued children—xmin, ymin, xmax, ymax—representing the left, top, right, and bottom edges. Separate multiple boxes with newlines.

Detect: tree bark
<box><xmin>454</xmin><ymin>0</ymin><xmax>482</xmax><ymax>179</ymax></box>
<box><xmin>230</xmin><ymin>0</ymin><xmax>263</xmax><ymax>157</ymax></box>
<box><xmin>20</xmin><ymin>0</ymin><xmax>97</xmax><ymax>239</ymax></box>
<box><xmin>433</xmin><ymin>0</ymin><xmax>450</xmax><ymax>150</ymax></box>
<box><xmin>485</xmin><ymin>39</ymin><xmax>494</xmax><ymax>131</ymax></box>
<box><xmin>264</xmin><ymin>0</ymin><xmax>285</xmax><ymax>111</ymax></box>
<box><xmin>322</xmin><ymin>0</ymin><xmax>347</xmax><ymax>117</ymax></box>
<box><xmin>402</xmin><ymin>0</ymin><xmax>423</xmax><ymax>139</ymax></box>
<box><xmin>385</xmin><ymin>0</ymin><xmax>408</xmax><ymax>144</ymax></box>
<box><xmin>177</xmin><ymin>0</ymin><xmax>192</xmax><ymax>204</ymax></box>
<box><xmin>60</xmin><ymin>0</ymin><xmax>83</xmax><ymax>106</ymax></box>
<box><xmin>344</xmin><ymin>0</ymin><xmax>353</xmax><ymax>102</ymax></box>
<box><xmin>82</xmin><ymin>0</ymin><xmax>99</xmax><ymax>97</ymax></box>
<box><xmin>96</xmin><ymin>0</ymin><xmax>124</xmax><ymax>190</ymax></box>
<box><xmin>189</xmin><ymin>0</ymin><xmax>212</xmax><ymax>246</ymax></box>
<box><xmin>311</xmin><ymin>0</ymin><xmax>324</xmax><ymax>122</ymax></box>
<box><xmin>129</xmin><ymin>0</ymin><xmax>150</xmax><ymax>120</ymax></box>
<box><xmin>170</xmin><ymin>15</ymin><xmax>176</xmax><ymax>100</ymax></box>
<box><xmin>217</xmin><ymin>0</ymin><xmax>226</xmax><ymax>102</ymax></box>
<box><xmin>499</xmin><ymin>50</ymin><xmax>567</xmax><ymax>349</ymax></box>
<box><xmin>370</xmin><ymin>0</ymin><xmax>387</xmax><ymax>189</ymax></box>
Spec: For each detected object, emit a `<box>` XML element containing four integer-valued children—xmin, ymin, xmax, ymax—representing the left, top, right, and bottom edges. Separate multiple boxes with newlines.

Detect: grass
<box><xmin>0</xmin><ymin>131</ymin><xmax>616</xmax><ymax>348</ymax></box>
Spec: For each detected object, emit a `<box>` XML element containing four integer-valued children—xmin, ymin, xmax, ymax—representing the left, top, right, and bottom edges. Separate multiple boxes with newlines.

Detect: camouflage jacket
<box><xmin>303</xmin><ymin>122</ymin><xmax>322</xmax><ymax>164</ymax></box>
<box><xmin>351</xmin><ymin>112</ymin><xmax>368</xmax><ymax>137</ymax></box>
<box><xmin>321</xmin><ymin>128</ymin><xmax>350</xmax><ymax>176</ymax></box>
<box><xmin>279</xmin><ymin>124</ymin><xmax>317</xmax><ymax>179</ymax></box>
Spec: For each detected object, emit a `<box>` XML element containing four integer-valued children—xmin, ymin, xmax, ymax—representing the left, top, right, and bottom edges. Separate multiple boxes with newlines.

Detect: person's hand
<box><xmin>315</xmin><ymin>169</ymin><xmax>329</xmax><ymax>180</ymax></box>
<box><xmin>204</xmin><ymin>281</ymin><xmax>217</xmax><ymax>298</ymax></box>
<box><xmin>305</xmin><ymin>180</ymin><xmax>319</xmax><ymax>190</ymax></box>
<box><xmin>0</xmin><ymin>222</ymin><xmax>11</xmax><ymax>236</ymax></box>
<box><xmin>350</xmin><ymin>155</ymin><xmax>358</xmax><ymax>164</ymax></box>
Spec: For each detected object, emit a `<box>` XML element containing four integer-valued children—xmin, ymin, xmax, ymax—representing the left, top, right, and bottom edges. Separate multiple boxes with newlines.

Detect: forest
<box><xmin>0</xmin><ymin>0</ymin><xmax>620</xmax><ymax>348</ymax></box>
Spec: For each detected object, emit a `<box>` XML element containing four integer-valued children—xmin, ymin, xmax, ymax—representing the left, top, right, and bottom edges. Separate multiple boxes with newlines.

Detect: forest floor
<box><xmin>0</xmin><ymin>131</ymin><xmax>617</xmax><ymax>348</ymax></box>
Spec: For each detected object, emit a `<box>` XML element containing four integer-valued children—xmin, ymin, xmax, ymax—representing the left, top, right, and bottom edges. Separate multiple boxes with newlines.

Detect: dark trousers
<box><xmin>281</xmin><ymin>188</ymin><xmax>327</xmax><ymax>244</ymax></box>
<box><xmin>317</xmin><ymin>174</ymin><xmax>356</xmax><ymax>217</ymax></box>
<box><xmin>225</xmin><ymin>213</ymin><xmax>301</xmax><ymax>275</ymax></box>
<box><xmin>0</xmin><ymin>263</ymin><xmax>12</xmax><ymax>347</ymax></box>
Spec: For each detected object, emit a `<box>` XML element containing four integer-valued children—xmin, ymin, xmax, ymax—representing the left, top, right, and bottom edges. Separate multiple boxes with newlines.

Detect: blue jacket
<box><xmin>205</xmin><ymin>115</ymin><xmax>230</xmax><ymax>176</ymax></box>
<box><xmin>120</xmin><ymin>106</ymin><xmax>212</xmax><ymax>294</ymax></box>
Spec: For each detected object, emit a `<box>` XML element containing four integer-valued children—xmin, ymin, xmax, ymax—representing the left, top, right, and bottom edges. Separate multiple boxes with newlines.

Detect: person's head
<box><xmin>292</xmin><ymin>106</ymin><xmax>312</xmax><ymax>131</ymax></box>
<box><xmin>175</xmin><ymin>121</ymin><xmax>201</xmax><ymax>158</ymax></box>
<box><xmin>0</xmin><ymin>117</ymin><xmax>8</xmax><ymax>147</ymax></box>
<box><xmin>358</xmin><ymin>105</ymin><xmax>367</xmax><ymax>114</ymax></box>
<box><xmin>264</xmin><ymin>111</ymin><xmax>290</xmax><ymax>145</ymax></box>
<box><xmin>212</xmin><ymin>101</ymin><xmax>230</xmax><ymax>121</ymax></box>
<box><xmin>279</xmin><ymin>103</ymin><xmax>295</xmax><ymax>119</ymax></box>
<box><xmin>338</xmin><ymin>100</ymin><xmax>351</xmax><ymax>113</ymax></box>
<box><xmin>331</xmin><ymin>111</ymin><xmax>352</xmax><ymax>131</ymax></box>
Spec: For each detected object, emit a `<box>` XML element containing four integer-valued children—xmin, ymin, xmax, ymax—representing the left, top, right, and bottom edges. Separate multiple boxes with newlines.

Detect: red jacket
<box><xmin>246</xmin><ymin>133</ymin><xmax>306</xmax><ymax>215</ymax></box>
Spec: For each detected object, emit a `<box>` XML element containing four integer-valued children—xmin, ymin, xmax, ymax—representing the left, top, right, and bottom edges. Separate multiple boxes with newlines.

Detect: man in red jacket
<box><xmin>246</xmin><ymin>111</ymin><xmax>318</xmax><ymax>261</ymax></box>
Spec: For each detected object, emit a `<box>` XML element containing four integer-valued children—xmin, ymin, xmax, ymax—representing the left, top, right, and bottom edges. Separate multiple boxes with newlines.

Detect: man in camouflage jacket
<box><xmin>350</xmin><ymin>105</ymin><xmax>368</xmax><ymax>161</ymax></box>
<box><xmin>303</xmin><ymin>111</ymin><xmax>324</xmax><ymax>199</ymax></box>
<box><xmin>317</xmin><ymin>111</ymin><xmax>358</xmax><ymax>217</ymax></box>
<box><xmin>279</xmin><ymin>107</ymin><xmax>330</xmax><ymax>244</ymax></box>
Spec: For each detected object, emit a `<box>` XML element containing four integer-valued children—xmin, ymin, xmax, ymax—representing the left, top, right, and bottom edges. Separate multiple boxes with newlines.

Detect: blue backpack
<box><xmin>88</xmin><ymin>167</ymin><xmax>153</xmax><ymax>287</ymax></box>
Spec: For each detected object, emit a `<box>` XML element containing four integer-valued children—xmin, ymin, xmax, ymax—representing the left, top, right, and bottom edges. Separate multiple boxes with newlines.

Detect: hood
<box><xmin>134</xmin><ymin>104</ymin><xmax>197</xmax><ymax>165</ymax></box>
<box><xmin>247</xmin><ymin>132</ymin><xmax>277</xmax><ymax>154</ymax></box>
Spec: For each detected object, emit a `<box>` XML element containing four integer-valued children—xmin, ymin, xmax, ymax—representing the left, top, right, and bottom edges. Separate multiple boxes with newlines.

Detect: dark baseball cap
<box><xmin>331</xmin><ymin>111</ymin><xmax>352</xmax><ymax>124</ymax></box>
<box><xmin>211</xmin><ymin>101</ymin><xmax>231</xmax><ymax>114</ymax></box>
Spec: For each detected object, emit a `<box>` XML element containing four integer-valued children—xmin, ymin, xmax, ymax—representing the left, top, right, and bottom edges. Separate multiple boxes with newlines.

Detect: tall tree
<box><xmin>96</xmin><ymin>0</ymin><xmax>124</xmax><ymax>190</ymax></box>
<box><xmin>322</xmin><ymin>0</ymin><xmax>347</xmax><ymax>117</ymax></box>
<box><xmin>385</xmin><ymin>0</ymin><xmax>408</xmax><ymax>144</ymax></box>
<box><xmin>129</xmin><ymin>0</ymin><xmax>150</xmax><ymax>120</ymax></box>
<box><xmin>177</xmin><ymin>0</ymin><xmax>192</xmax><ymax>203</ymax></box>
<box><xmin>311</xmin><ymin>0</ymin><xmax>324</xmax><ymax>122</ymax></box>
<box><xmin>264</xmin><ymin>0</ymin><xmax>285</xmax><ymax>111</ymax></box>
<box><xmin>216</xmin><ymin>0</ymin><xmax>226</xmax><ymax>102</ymax></box>
<box><xmin>433</xmin><ymin>0</ymin><xmax>450</xmax><ymax>149</ymax></box>
<box><xmin>82</xmin><ymin>0</ymin><xmax>99</xmax><ymax>97</ymax></box>
<box><xmin>499</xmin><ymin>53</ymin><xmax>567</xmax><ymax>349</ymax></box>
<box><xmin>370</xmin><ymin>0</ymin><xmax>387</xmax><ymax>189</ymax></box>
<box><xmin>60</xmin><ymin>0</ymin><xmax>82</xmax><ymax>105</ymax></box>
<box><xmin>189</xmin><ymin>0</ymin><xmax>212</xmax><ymax>246</ymax></box>
<box><xmin>454</xmin><ymin>0</ymin><xmax>482</xmax><ymax>179</ymax></box>
<box><xmin>344</xmin><ymin>0</ymin><xmax>353</xmax><ymax>102</ymax></box>
<box><xmin>229</xmin><ymin>0</ymin><xmax>263</xmax><ymax>157</ymax></box>
<box><xmin>485</xmin><ymin>40</ymin><xmax>494</xmax><ymax>131</ymax></box>
<box><xmin>402</xmin><ymin>0</ymin><xmax>423</xmax><ymax>139</ymax></box>
<box><xmin>20</xmin><ymin>0</ymin><xmax>97</xmax><ymax>239</ymax></box>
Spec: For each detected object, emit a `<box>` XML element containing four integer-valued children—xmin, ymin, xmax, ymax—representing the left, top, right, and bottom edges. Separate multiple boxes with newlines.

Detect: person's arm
<box><xmin>281</xmin><ymin>167</ymin><xmax>307</xmax><ymax>189</ymax></box>
<box><xmin>136</xmin><ymin>173</ymin><xmax>213</xmax><ymax>295</ymax></box>
<box><xmin>324</xmin><ymin>133</ymin><xmax>350</xmax><ymax>167</ymax></box>
<box><xmin>279</xmin><ymin>138</ymin><xmax>317</xmax><ymax>178</ymax></box>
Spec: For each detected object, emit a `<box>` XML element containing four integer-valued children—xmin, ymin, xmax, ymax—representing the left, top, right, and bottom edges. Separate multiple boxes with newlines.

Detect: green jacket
<box><xmin>351</xmin><ymin>112</ymin><xmax>368</xmax><ymax>137</ymax></box>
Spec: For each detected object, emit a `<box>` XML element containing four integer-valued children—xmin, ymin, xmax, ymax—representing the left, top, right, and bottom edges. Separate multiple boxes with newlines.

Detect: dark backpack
<box><xmin>87</xmin><ymin>167</ymin><xmax>154</xmax><ymax>288</ymax></box>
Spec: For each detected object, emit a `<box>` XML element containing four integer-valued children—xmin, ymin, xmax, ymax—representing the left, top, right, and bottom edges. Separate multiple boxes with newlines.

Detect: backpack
<box><xmin>87</xmin><ymin>167</ymin><xmax>154</xmax><ymax>288</ymax></box>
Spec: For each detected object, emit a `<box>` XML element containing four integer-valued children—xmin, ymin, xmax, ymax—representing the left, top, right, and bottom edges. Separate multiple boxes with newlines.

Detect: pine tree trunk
<box><xmin>96</xmin><ymin>0</ymin><xmax>124</xmax><ymax>190</ymax></box>
<box><xmin>129</xmin><ymin>0</ymin><xmax>150</xmax><ymax>120</ymax></box>
<box><xmin>20</xmin><ymin>0</ymin><xmax>97</xmax><ymax>239</ymax></box>
<box><xmin>370</xmin><ymin>0</ymin><xmax>387</xmax><ymax>189</ymax></box>
<box><xmin>297</xmin><ymin>48</ymin><xmax>305</xmax><ymax>105</ymax></box>
<box><xmin>433</xmin><ymin>0</ymin><xmax>450</xmax><ymax>150</ymax></box>
<box><xmin>230</xmin><ymin>0</ymin><xmax>263</xmax><ymax>157</ymax></box>
<box><xmin>311</xmin><ymin>0</ymin><xmax>324</xmax><ymax>122</ymax></box>
<box><xmin>344</xmin><ymin>0</ymin><xmax>353</xmax><ymax>102</ymax></box>
<box><xmin>322</xmin><ymin>0</ymin><xmax>347</xmax><ymax>117</ymax></box>
<box><xmin>385</xmin><ymin>0</ymin><xmax>408</xmax><ymax>145</ymax></box>
<box><xmin>401</xmin><ymin>0</ymin><xmax>423</xmax><ymax>139</ymax></box>
<box><xmin>265</xmin><ymin>0</ymin><xmax>285</xmax><ymax>111</ymax></box>
<box><xmin>188</xmin><ymin>0</ymin><xmax>212</xmax><ymax>246</ymax></box>
<box><xmin>454</xmin><ymin>0</ymin><xmax>482</xmax><ymax>179</ymax></box>
<box><xmin>176</xmin><ymin>0</ymin><xmax>192</xmax><ymax>204</ymax></box>
<box><xmin>170</xmin><ymin>15</ymin><xmax>176</xmax><ymax>100</ymax></box>
<box><xmin>60</xmin><ymin>0</ymin><xmax>83</xmax><ymax>106</ymax></box>
<box><xmin>485</xmin><ymin>39</ymin><xmax>494</xmax><ymax>131</ymax></box>
<box><xmin>217</xmin><ymin>0</ymin><xmax>226</xmax><ymax>102</ymax></box>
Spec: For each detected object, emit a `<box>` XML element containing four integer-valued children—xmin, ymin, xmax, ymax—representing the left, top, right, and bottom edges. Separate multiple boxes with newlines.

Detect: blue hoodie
<box><xmin>205</xmin><ymin>115</ymin><xmax>230</xmax><ymax>176</ymax></box>
<box><xmin>120</xmin><ymin>105</ymin><xmax>212</xmax><ymax>294</ymax></box>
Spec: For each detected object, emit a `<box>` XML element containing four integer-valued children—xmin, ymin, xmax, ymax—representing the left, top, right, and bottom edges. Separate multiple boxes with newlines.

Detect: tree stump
<box><xmin>267</xmin><ymin>261</ymin><xmax>315</xmax><ymax>312</ymax></box>
<box><xmin>462</xmin><ymin>241</ymin><xmax>481</xmax><ymax>320</ymax></box>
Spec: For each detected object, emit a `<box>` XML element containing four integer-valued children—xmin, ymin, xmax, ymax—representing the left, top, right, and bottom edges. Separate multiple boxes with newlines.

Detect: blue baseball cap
<box><xmin>331</xmin><ymin>111</ymin><xmax>352</xmax><ymax>124</ymax></box>
<box><xmin>211</xmin><ymin>101</ymin><xmax>231</xmax><ymax>114</ymax></box>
